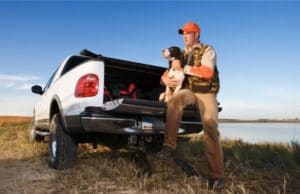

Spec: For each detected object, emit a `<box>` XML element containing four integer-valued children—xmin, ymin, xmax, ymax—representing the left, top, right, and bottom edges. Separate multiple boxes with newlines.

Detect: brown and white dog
<box><xmin>159</xmin><ymin>46</ymin><xmax>185</xmax><ymax>102</ymax></box>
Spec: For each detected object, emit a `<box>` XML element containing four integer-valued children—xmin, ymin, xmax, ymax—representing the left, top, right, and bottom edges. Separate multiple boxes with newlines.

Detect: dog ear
<box><xmin>162</xmin><ymin>49</ymin><xmax>170</xmax><ymax>59</ymax></box>
<box><xmin>169</xmin><ymin>61</ymin><xmax>172</xmax><ymax>69</ymax></box>
<box><xmin>170</xmin><ymin>47</ymin><xmax>185</xmax><ymax>68</ymax></box>
<box><xmin>180</xmin><ymin>55</ymin><xmax>185</xmax><ymax>68</ymax></box>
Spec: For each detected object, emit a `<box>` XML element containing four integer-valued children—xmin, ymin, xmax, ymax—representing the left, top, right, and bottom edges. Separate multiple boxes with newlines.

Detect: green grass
<box><xmin>0</xmin><ymin>121</ymin><xmax>299</xmax><ymax>193</ymax></box>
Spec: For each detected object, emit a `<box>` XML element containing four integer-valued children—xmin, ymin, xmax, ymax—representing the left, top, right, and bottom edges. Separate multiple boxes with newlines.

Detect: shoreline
<box><xmin>220</xmin><ymin>119</ymin><xmax>300</xmax><ymax>123</ymax></box>
<box><xmin>0</xmin><ymin>116</ymin><xmax>299</xmax><ymax>124</ymax></box>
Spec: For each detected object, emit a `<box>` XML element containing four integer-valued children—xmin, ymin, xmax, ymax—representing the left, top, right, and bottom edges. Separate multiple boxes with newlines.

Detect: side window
<box><xmin>60</xmin><ymin>56</ymin><xmax>90</xmax><ymax>76</ymax></box>
<box><xmin>44</xmin><ymin>67</ymin><xmax>58</xmax><ymax>92</ymax></box>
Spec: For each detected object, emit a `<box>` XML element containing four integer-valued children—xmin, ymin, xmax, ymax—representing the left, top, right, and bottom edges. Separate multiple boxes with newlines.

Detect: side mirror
<box><xmin>31</xmin><ymin>85</ymin><xmax>44</xmax><ymax>95</ymax></box>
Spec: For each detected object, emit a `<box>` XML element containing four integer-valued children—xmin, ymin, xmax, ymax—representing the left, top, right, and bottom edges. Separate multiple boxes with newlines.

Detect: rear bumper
<box><xmin>65</xmin><ymin>98</ymin><xmax>203</xmax><ymax>135</ymax></box>
<box><xmin>80</xmin><ymin>115</ymin><xmax>202</xmax><ymax>135</ymax></box>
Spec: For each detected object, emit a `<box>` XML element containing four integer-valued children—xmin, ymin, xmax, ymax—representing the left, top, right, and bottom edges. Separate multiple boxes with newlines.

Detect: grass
<box><xmin>0</xmin><ymin>116</ymin><xmax>31</xmax><ymax>125</ymax></box>
<box><xmin>0</xmin><ymin>118</ymin><xmax>299</xmax><ymax>193</ymax></box>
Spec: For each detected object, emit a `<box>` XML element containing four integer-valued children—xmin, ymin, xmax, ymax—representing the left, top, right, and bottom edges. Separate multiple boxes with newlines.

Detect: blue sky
<box><xmin>0</xmin><ymin>2</ymin><xmax>299</xmax><ymax>119</ymax></box>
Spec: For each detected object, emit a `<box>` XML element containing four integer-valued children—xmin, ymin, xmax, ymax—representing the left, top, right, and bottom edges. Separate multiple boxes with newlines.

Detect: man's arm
<box><xmin>184</xmin><ymin>46</ymin><xmax>216</xmax><ymax>79</ymax></box>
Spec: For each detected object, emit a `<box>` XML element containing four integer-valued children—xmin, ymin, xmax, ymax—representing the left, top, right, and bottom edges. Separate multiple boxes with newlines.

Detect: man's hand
<box><xmin>183</xmin><ymin>65</ymin><xmax>193</xmax><ymax>75</ymax></box>
<box><xmin>184</xmin><ymin>65</ymin><xmax>200</xmax><ymax>77</ymax></box>
<box><xmin>162</xmin><ymin>75</ymin><xmax>180</xmax><ymax>88</ymax></box>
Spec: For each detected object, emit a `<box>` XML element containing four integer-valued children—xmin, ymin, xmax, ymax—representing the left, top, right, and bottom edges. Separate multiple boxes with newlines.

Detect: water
<box><xmin>216</xmin><ymin>122</ymin><xmax>300</xmax><ymax>144</ymax></box>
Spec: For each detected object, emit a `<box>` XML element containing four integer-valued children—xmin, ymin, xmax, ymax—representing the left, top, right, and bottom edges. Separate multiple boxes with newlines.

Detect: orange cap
<box><xmin>178</xmin><ymin>22</ymin><xmax>201</xmax><ymax>34</ymax></box>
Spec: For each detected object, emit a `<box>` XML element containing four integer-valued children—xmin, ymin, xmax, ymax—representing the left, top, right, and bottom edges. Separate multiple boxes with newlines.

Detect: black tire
<box><xmin>144</xmin><ymin>136</ymin><xmax>163</xmax><ymax>154</ymax></box>
<box><xmin>49</xmin><ymin>113</ymin><xmax>77</xmax><ymax>169</ymax></box>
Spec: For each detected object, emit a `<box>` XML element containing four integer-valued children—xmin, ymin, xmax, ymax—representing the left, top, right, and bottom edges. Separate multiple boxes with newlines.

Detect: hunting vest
<box><xmin>183</xmin><ymin>43</ymin><xmax>220</xmax><ymax>94</ymax></box>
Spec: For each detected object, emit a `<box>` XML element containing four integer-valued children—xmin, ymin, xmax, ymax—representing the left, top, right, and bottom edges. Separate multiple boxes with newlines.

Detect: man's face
<box><xmin>182</xmin><ymin>32</ymin><xmax>199</xmax><ymax>47</ymax></box>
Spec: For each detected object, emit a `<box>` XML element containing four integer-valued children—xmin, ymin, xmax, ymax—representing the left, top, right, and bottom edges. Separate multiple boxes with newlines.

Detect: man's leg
<box><xmin>195</xmin><ymin>93</ymin><xmax>224</xmax><ymax>179</ymax></box>
<box><xmin>157</xmin><ymin>89</ymin><xmax>196</xmax><ymax>159</ymax></box>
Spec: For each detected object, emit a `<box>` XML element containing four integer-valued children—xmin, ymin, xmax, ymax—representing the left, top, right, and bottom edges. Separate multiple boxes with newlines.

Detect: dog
<box><xmin>159</xmin><ymin>46</ymin><xmax>185</xmax><ymax>102</ymax></box>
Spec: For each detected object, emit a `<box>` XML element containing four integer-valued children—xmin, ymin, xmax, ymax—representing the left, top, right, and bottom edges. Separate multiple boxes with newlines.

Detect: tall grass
<box><xmin>291</xmin><ymin>141</ymin><xmax>300</xmax><ymax>165</ymax></box>
<box><xmin>177</xmin><ymin>135</ymin><xmax>300</xmax><ymax>193</ymax></box>
<box><xmin>0</xmin><ymin>122</ymin><xmax>48</xmax><ymax>159</ymax></box>
<box><xmin>0</xmin><ymin>120</ymin><xmax>299</xmax><ymax>193</ymax></box>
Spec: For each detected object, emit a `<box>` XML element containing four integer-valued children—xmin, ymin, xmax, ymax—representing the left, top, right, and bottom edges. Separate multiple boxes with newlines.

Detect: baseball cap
<box><xmin>178</xmin><ymin>22</ymin><xmax>201</xmax><ymax>34</ymax></box>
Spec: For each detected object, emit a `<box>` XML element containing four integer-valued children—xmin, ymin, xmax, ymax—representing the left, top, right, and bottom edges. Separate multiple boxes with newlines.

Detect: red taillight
<box><xmin>75</xmin><ymin>74</ymin><xmax>99</xmax><ymax>97</ymax></box>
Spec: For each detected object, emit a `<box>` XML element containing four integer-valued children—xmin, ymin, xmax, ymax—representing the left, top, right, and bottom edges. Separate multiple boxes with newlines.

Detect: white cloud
<box><xmin>0</xmin><ymin>74</ymin><xmax>41</xmax><ymax>81</ymax></box>
<box><xmin>0</xmin><ymin>74</ymin><xmax>43</xmax><ymax>90</ymax></box>
<box><xmin>0</xmin><ymin>74</ymin><xmax>43</xmax><ymax>116</ymax></box>
<box><xmin>17</xmin><ymin>83</ymin><xmax>37</xmax><ymax>90</ymax></box>
<box><xmin>0</xmin><ymin>81</ymin><xmax>15</xmax><ymax>88</ymax></box>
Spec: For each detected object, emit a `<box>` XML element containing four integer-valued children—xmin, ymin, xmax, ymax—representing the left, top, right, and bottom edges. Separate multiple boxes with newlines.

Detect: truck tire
<box><xmin>49</xmin><ymin>113</ymin><xmax>77</xmax><ymax>169</ymax></box>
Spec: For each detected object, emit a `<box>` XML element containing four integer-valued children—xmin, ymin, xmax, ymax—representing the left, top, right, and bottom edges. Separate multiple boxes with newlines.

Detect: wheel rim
<box><xmin>52</xmin><ymin>141</ymin><xmax>57</xmax><ymax>158</ymax></box>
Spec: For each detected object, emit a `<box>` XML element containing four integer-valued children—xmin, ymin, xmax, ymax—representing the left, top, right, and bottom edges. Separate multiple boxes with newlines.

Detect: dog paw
<box><xmin>159</xmin><ymin>93</ymin><xmax>166</xmax><ymax>102</ymax></box>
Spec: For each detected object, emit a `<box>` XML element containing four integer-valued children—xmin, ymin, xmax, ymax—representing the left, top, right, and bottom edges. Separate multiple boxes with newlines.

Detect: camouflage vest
<box><xmin>183</xmin><ymin>44</ymin><xmax>220</xmax><ymax>94</ymax></box>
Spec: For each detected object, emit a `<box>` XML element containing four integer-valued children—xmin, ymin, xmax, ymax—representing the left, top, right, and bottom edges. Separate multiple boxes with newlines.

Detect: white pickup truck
<box><xmin>31</xmin><ymin>49</ymin><xmax>202</xmax><ymax>169</ymax></box>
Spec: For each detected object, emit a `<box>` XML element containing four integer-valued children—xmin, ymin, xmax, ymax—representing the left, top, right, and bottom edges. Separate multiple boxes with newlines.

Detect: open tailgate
<box><xmin>84</xmin><ymin>98</ymin><xmax>199</xmax><ymax>118</ymax></box>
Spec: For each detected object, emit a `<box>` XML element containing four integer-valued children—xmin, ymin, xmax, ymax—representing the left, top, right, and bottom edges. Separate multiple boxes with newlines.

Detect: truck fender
<box><xmin>50</xmin><ymin>95</ymin><xmax>68</xmax><ymax>131</ymax></box>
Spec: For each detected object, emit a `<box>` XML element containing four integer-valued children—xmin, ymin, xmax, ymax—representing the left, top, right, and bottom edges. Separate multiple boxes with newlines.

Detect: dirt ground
<box><xmin>0</xmin><ymin>157</ymin><xmax>139</xmax><ymax>193</ymax></box>
<box><xmin>0</xmin><ymin>119</ymin><xmax>140</xmax><ymax>193</ymax></box>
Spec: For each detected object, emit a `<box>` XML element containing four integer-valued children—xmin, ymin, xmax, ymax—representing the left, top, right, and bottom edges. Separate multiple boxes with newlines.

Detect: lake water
<box><xmin>215</xmin><ymin>122</ymin><xmax>300</xmax><ymax>144</ymax></box>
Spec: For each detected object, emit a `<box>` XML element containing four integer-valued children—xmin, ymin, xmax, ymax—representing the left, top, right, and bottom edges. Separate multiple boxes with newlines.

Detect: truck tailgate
<box><xmin>84</xmin><ymin>98</ymin><xmax>199</xmax><ymax>118</ymax></box>
<box><xmin>80</xmin><ymin>98</ymin><xmax>201</xmax><ymax>134</ymax></box>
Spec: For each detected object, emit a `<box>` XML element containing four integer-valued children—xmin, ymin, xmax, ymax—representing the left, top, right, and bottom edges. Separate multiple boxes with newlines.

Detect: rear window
<box><xmin>60</xmin><ymin>56</ymin><xmax>91</xmax><ymax>76</ymax></box>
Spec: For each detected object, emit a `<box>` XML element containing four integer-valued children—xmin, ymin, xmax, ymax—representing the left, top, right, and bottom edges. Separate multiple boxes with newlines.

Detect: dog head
<box><xmin>162</xmin><ymin>46</ymin><xmax>184</xmax><ymax>69</ymax></box>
